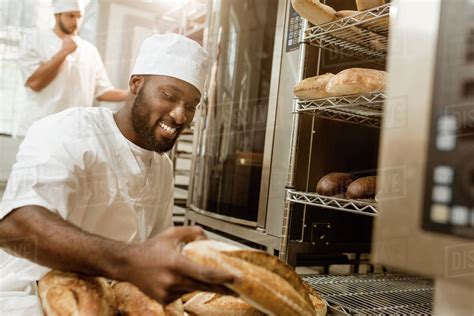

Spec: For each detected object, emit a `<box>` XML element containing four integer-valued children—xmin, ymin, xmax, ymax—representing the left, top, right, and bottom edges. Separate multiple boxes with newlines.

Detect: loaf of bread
<box><xmin>184</xmin><ymin>292</ymin><xmax>264</xmax><ymax>316</ymax></box>
<box><xmin>291</xmin><ymin>0</ymin><xmax>336</xmax><ymax>26</ymax></box>
<box><xmin>38</xmin><ymin>270</ymin><xmax>116</xmax><ymax>316</ymax></box>
<box><xmin>293</xmin><ymin>73</ymin><xmax>334</xmax><ymax>100</ymax></box>
<box><xmin>335</xmin><ymin>10</ymin><xmax>361</xmax><ymax>18</ymax></box>
<box><xmin>112</xmin><ymin>281</ymin><xmax>183</xmax><ymax>316</ymax></box>
<box><xmin>346</xmin><ymin>176</ymin><xmax>377</xmax><ymax>199</ymax></box>
<box><xmin>182</xmin><ymin>240</ymin><xmax>327</xmax><ymax>316</ymax></box>
<box><xmin>325</xmin><ymin>68</ymin><xmax>386</xmax><ymax>96</ymax></box>
<box><xmin>356</xmin><ymin>0</ymin><xmax>385</xmax><ymax>11</ymax></box>
<box><xmin>316</xmin><ymin>172</ymin><xmax>355</xmax><ymax>196</ymax></box>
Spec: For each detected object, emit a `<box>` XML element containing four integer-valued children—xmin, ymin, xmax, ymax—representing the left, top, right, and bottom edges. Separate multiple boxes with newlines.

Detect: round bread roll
<box><xmin>182</xmin><ymin>240</ymin><xmax>326</xmax><ymax>316</ymax></box>
<box><xmin>38</xmin><ymin>270</ymin><xmax>116</xmax><ymax>316</ymax></box>
<box><xmin>346</xmin><ymin>176</ymin><xmax>377</xmax><ymax>199</ymax></box>
<box><xmin>316</xmin><ymin>172</ymin><xmax>355</xmax><ymax>196</ymax></box>
<box><xmin>326</xmin><ymin>68</ymin><xmax>386</xmax><ymax>96</ymax></box>
<box><xmin>293</xmin><ymin>73</ymin><xmax>334</xmax><ymax>100</ymax></box>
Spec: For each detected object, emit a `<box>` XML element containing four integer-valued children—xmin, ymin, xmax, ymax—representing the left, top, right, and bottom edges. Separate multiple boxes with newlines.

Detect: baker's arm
<box><xmin>96</xmin><ymin>88</ymin><xmax>129</xmax><ymax>102</ymax></box>
<box><xmin>25</xmin><ymin>36</ymin><xmax>77</xmax><ymax>92</ymax></box>
<box><xmin>0</xmin><ymin>205</ymin><xmax>234</xmax><ymax>304</ymax></box>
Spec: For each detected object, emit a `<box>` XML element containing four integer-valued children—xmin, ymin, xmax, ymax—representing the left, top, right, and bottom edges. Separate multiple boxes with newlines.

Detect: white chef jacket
<box><xmin>0</xmin><ymin>107</ymin><xmax>174</xmax><ymax>314</ymax></box>
<box><xmin>15</xmin><ymin>29</ymin><xmax>114</xmax><ymax>136</ymax></box>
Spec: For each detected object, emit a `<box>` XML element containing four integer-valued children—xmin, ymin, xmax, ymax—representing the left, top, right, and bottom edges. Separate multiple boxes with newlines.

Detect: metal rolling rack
<box><xmin>280</xmin><ymin>2</ymin><xmax>434</xmax><ymax>314</ymax></box>
<box><xmin>303</xmin><ymin>273</ymin><xmax>434</xmax><ymax>315</ymax></box>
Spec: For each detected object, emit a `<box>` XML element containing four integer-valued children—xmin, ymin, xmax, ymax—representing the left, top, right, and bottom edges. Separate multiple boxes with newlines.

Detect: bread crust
<box><xmin>326</xmin><ymin>68</ymin><xmax>386</xmax><ymax>96</ymax></box>
<box><xmin>291</xmin><ymin>0</ymin><xmax>336</xmax><ymax>26</ymax></box>
<box><xmin>182</xmin><ymin>240</ymin><xmax>326</xmax><ymax>316</ymax></box>
<box><xmin>184</xmin><ymin>292</ymin><xmax>265</xmax><ymax>316</ymax></box>
<box><xmin>38</xmin><ymin>270</ymin><xmax>116</xmax><ymax>316</ymax></box>
<box><xmin>346</xmin><ymin>176</ymin><xmax>377</xmax><ymax>199</ymax></box>
<box><xmin>293</xmin><ymin>73</ymin><xmax>334</xmax><ymax>100</ymax></box>
<box><xmin>355</xmin><ymin>0</ymin><xmax>385</xmax><ymax>11</ymax></box>
<box><xmin>316</xmin><ymin>172</ymin><xmax>355</xmax><ymax>196</ymax></box>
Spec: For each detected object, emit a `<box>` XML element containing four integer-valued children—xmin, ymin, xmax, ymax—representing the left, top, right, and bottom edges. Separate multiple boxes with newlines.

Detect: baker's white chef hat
<box><xmin>53</xmin><ymin>0</ymin><xmax>85</xmax><ymax>14</ymax></box>
<box><xmin>131</xmin><ymin>33</ymin><xmax>209</xmax><ymax>95</ymax></box>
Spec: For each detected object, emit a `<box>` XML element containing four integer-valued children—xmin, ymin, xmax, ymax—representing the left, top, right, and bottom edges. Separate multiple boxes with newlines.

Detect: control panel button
<box><xmin>436</xmin><ymin>133</ymin><xmax>456</xmax><ymax>151</ymax></box>
<box><xmin>437</xmin><ymin>115</ymin><xmax>457</xmax><ymax>132</ymax></box>
<box><xmin>432</xmin><ymin>185</ymin><xmax>452</xmax><ymax>203</ymax></box>
<box><xmin>451</xmin><ymin>206</ymin><xmax>469</xmax><ymax>226</ymax></box>
<box><xmin>431</xmin><ymin>204</ymin><xmax>450</xmax><ymax>224</ymax></box>
<box><xmin>433</xmin><ymin>166</ymin><xmax>454</xmax><ymax>184</ymax></box>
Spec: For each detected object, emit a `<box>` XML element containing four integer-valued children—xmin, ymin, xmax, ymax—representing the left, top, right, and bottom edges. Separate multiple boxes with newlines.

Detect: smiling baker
<box><xmin>0</xmin><ymin>34</ymin><xmax>234</xmax><ymax>315</ymax></box>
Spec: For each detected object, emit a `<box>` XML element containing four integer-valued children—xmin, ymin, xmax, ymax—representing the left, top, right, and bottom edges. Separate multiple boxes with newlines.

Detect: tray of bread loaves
<box><xmin>287</xmin><ymin>172</ymin><xmax>378</xmax><ymax>216</ymax></box>
<box><xmin>37</xmin><ymin>240</ymin><xmax>328</xmax><ymax>315</ymax></box>
<box><xmin>291</xmin><ymin>0</ymin><xmax>390</xmax><ymax>64</ymax></box>
<box><xmin>293</xmin><ymin>68</ymin><xmax>386</xmax><ymax>128</ymax></box>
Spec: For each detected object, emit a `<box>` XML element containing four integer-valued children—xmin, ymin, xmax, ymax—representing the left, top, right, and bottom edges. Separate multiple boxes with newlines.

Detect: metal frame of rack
<box><xmin>303</xmin><ymin>273</ymin><xmax>434</xmax><ymax>315</ymax></box>
<box><xmin>287</xmin><ymin>190</ymin><xmax>377</xmax><ymax>216</ymax></box>
<box><xmin>295</xmin><ymin>92</ymin><xmax>385</xmax><ymax>127</ymax></box>
<box><xmin>304</xmin><ymin>3</ymin><xmax>390</xmax><ymax>64</ymax></box>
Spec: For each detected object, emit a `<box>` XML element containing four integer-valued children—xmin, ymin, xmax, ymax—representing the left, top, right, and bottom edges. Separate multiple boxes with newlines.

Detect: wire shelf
<box><xmin>304</xmin><ymin>4</ymin><xmax>391</xmax><ymax>64</ymax></box>
<box><xmin>303</xmin><ymin>273</ymin><xmax>434</xmax><ymax>315</ymax></box>
<box><xmin>296</xmin><ymin>92</ymin><xmax>385</xmax><ymax>127</ymax></box>
<box><xmin>287</xmin><ymin>190</ymin><xmax>377</xmax><ymax>216</ymax></box>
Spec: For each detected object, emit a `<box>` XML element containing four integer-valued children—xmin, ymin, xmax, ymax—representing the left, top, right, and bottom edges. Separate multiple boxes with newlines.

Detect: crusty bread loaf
<box><xmin>335</xmin><ymin>10</ymin><xmax>361</xmax><ymax>18</ymax></box>
<box><xmin>293</xmin><ymin>73</ymin><xmax>334</xmax><ymax>100</ymax></box>
<box><xmin>316</xmin><ymin>172</ymin><xmax>355</xmax><ymax>196</ymax></box>
<box><xmin>355</xmin><ymin>0</ymin><xmax>385</xmax><ymax>11</ymax></box>
<box><xmin>184</xmin><ymin>292</ymin><xmax>264</xmax><ymax>316</ymax></box>
<box><xmin>326</xmin><ymin>68</ymin><xmax>386</xmax><ymax>96</ymax></box>
<box><xmin>291</xmin><ymin>0</ymin><xmax>336</xmax><ymax>26</ymax></box>
<box><xmin>346</xmin><ymin>176</ymin><xmax>377</xmax><ymax>199</ymax></box>
<box><xmin>182</xmin><ymin>240</ymin><xmax>326</xmax><ymax>316</ymax></box>
<box><xmin>112</xmin><ymin>281</ymin><xmax>183</xmax><ymax>316</ymax></box>
<box><xmin>38</xmin><ymin>270</ymin><xmax>116</xmax><ymax>316</ymax></box>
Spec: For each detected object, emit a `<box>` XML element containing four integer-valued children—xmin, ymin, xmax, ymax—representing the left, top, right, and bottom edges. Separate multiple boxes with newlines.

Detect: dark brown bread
<box><xmin>316</xmin><ymin>172</ymin><xmax>355</xmax><ymax>196</ymax></box>
<box><xmin>346</xmin><ymin>176</ymin><xmax>377</xmax><ymax>199</ymax></box>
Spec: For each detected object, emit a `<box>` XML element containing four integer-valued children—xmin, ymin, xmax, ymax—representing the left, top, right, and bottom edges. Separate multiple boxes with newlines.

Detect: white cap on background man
<box><xmin>52</xmin><ymin>0</ymin><xmax>85</xmax><ymax>15</ymax></box>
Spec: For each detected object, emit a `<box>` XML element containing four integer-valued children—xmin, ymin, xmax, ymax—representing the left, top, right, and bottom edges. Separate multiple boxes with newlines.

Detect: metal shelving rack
<box><xmin>304</xmin><ymin>3</ymin><xmax>390</xmax><ymax>64</ymax></box>
<box><xmin>287</xmin><ymin>190</ymin><xmax>377</xmax><ymax>216</ymax></box>
<box><xmin>303</xmin><ymin>273</ymin><xmax>434</xmax><ymax>315</ymax></box>
<box><xmin>296</xmin><ymin>92</ymin><xmax>385</xmax><ymax>128</ymax></box>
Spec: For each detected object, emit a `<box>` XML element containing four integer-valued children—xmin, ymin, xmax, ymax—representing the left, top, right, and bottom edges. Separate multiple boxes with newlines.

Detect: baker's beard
<box><xmin>131</xmin><ymin>89</ymin><xmax>179</xmax><ymax>154</ymax></box>
<box><xmin>58</xmin><ymin>18</ymin><xmax>75</xmax><ymax>34</ymax></box>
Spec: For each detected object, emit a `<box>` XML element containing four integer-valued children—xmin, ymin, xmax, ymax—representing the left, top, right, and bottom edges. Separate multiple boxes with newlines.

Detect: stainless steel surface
<box><xmin>257</xmin><ymin>0</ymin><xmax>288</xmax><ymax>229</ymax></box>
<box><xmin>303</xmin><ymin>273</ymin><xmax>434</xmax><ymax>315</ymax></box>
<box><xmin>296</xmin><ymin>92</ymin><xmax>385</xmax><ymax>128</ymax></box>
<box><xmin>189</xmin><ymin>204</ymin><xmax>257</xmax><ymax>227</ymax></box>
<box><xmin>188</xmin><ymin>0</ymin><xmax>279</xmax><ymax>225</ymax></box>
<box><xmin>279</xmin><ymin>15</ymin><xmax>308</xmax><ymax>262</ymax></box>
<box><xmin>185</xmin><ymin>208</ymin><xmax>282</xmax><ymax>252</ymax></box>
<box><xmin>373</xmin><ymin>0</ymin><xmax>474</xmax><ymax>286</ymax></box>
<box><xmin>288</xmin><ymin>190</ymin><xmax>377</xmax><ymax>216</ymax></box>
<box><xmin>304</xmin><ymin>3</ymin><xmax>390</xmax><ymax>64</ymax></box>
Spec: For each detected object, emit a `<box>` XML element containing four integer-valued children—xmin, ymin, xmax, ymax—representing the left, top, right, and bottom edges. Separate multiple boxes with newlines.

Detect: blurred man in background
<box><xmin>16</xmin><ymin>0</ymin><xmax>128</xmax><ymax>136</ymax></box>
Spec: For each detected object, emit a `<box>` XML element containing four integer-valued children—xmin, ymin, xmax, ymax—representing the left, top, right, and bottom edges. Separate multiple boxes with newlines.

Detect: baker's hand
<box><xmin>122</xmin><ymin>226</ymin><xmax>235</xmax><ymax>305</ymax></box>
<box><xmin>61</xmin><ymin>36</ymin><xmax>77</xmax><ymax>54</ymax></box>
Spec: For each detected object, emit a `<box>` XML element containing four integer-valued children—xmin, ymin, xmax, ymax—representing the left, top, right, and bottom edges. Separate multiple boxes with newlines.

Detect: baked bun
<box><xmin>293</xmin><ymin>73</ymin><xmax>334</xmax><ymax>100</ymax></box>
<box><xmin>38</xmin><ymin>270</ymin><xmax>116</xmax><ymax>316</ymax></box>
<box><xmin>112</xmin><ymin>281</ymin><xmax>183</xmax><ymax>316</ymax></box>
<box><xmin>326</xmin><ymin>68</ymin><xmax>386</xmax><ymax>96</ymax></box>
<box><xmin>346</xmin><ymin>176</ymin><xmax>377</xmax><ymax>199</ymax></box>
<box><xmin>316</xmin><ymin>172</ymin><xmax>355</xmax><ymax>196</ymax></box>
<box><xmin>182</xmin><ymin>240</ymin><xmax>326</xmax><ymax>316</ymax></box>
<box><xmin>184</xmin><ymin>292</ymin><xmax>264</xmax><ymax>316</ymax></box>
